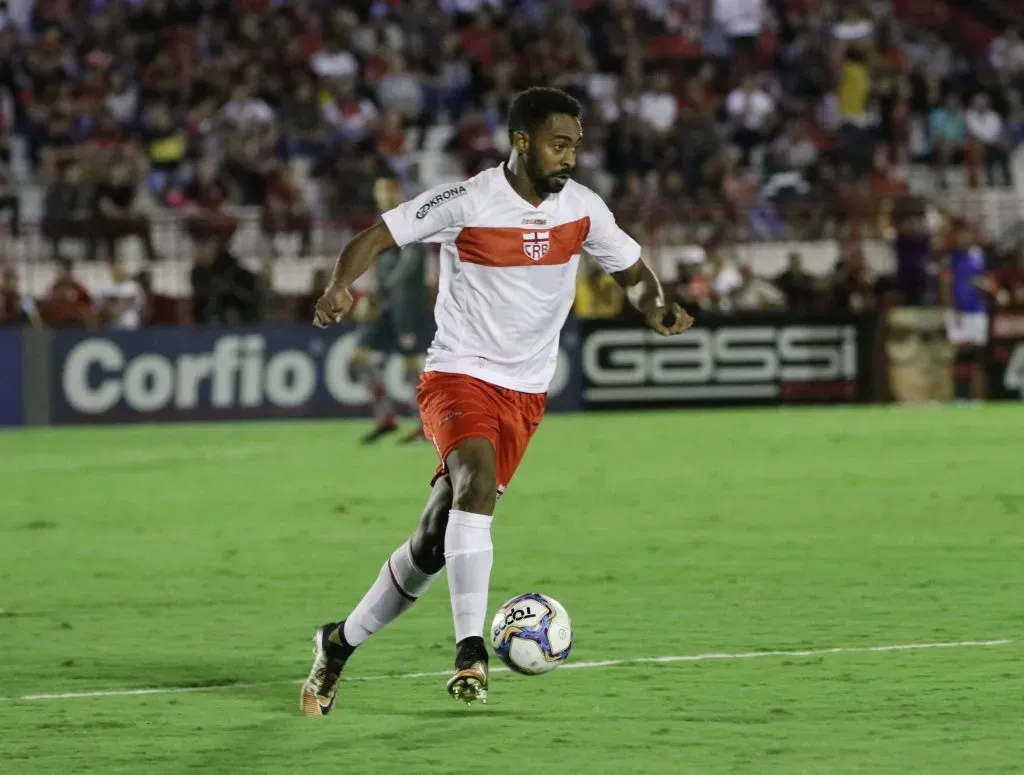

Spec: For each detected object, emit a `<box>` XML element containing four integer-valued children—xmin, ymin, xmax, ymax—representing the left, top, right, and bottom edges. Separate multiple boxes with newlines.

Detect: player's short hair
<box><xmin>507</xmin><ymin>87</ymin><xmax>582</xmax><ymax>145</ymax></box>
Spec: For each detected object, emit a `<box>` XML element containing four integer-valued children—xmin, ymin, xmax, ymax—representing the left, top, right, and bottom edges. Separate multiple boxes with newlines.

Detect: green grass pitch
<box><xmin>1</xmin><ymin>406</ymin><xmax>1022</xmax><ymax>774</ymax></box>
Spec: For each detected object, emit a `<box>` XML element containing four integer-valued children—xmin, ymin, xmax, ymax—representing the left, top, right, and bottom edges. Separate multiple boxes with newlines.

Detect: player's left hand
<box><xmin>645</xmin><ymin>302</ymin><xmax>694</xmax><ymax>336</ymax></box>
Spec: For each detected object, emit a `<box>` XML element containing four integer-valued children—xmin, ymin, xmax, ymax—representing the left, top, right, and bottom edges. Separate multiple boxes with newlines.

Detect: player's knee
<box><xmin>452</xmin><ymin>470</ymin><xmax>496</xmax><ymax>515</ymax></box>
<box><xmin>447</xmin><ymin>439</ymin><xmax>497</xmax><ymax>515</ymax></box>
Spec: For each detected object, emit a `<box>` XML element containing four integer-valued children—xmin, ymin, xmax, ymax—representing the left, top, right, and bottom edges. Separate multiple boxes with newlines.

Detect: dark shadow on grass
<box><xmin>238</xmin><ymin>683</ymin><xmax>525</xmax><ymax>720</ymax></box>
<box><xmin>357</xmin><ymin>707</ymin><xmax>523</xmax><ymax>719</ymax></box>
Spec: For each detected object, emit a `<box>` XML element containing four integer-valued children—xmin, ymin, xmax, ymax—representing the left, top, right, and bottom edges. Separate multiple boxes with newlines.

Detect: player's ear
<box><xmin>513</xmin><ymin>130</ymin><xmax>529</xmax><ymax>154</ymax></box>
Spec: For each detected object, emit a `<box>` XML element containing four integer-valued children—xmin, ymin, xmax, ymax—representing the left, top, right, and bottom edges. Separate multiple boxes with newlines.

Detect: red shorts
<box><xmin>417</xmin><ymin>371</ymin><xmax>547</xmax><ymax>493</ymax></box>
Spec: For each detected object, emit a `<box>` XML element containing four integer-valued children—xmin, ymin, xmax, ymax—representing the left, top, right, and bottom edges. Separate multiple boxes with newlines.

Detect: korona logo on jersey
<box><xmin>522</xmin><ymin>231</ymin><xmax>550</xmax><ymax>261</ymax></box>
<box><xmin>415</xmin><ymin>185</ymin><xmax>467</xmax><ymax>220</ymax></box>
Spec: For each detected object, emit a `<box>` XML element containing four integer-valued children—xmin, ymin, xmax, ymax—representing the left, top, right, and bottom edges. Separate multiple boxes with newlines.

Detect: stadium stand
<box><xmin>2</xmin><ymin>0</ymin><xmax>1024</xmax><ymax>328</ymax></box>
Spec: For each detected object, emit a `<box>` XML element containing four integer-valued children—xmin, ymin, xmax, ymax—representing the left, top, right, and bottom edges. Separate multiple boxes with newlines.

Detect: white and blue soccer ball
<box><xmin>490</xmin><ymin>593</ymin><xmax>573</xmax><ymax>675</ymax></box>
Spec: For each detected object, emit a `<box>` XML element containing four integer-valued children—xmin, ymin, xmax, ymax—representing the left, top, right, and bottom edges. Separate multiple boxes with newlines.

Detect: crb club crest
<box><xmin>522</xmin><ymin>231</ymin><xmax>550</xmax><ymax>261</ymax></box>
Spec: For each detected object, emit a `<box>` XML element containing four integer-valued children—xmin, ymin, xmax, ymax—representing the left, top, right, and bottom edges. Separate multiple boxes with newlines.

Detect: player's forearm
<box><xmin>330</xmin><ymin>221</ymin><xmax>397</xmax><ymax>288</ymax></box>
<box><xmin>612</xmin><ymin>259</ymin><xmax>665</xmax><ymax>315</ymax></box>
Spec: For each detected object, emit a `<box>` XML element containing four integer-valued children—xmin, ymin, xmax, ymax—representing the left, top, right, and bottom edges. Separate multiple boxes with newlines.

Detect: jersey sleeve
<box><xmin>582</xmin><ymin>192</ymin><xmax>642</xmax><ymax>273</ymax></box>
<box><xmin>381</xmin><ymin>181</ymin><xmax>475</xmax><ymax>247</ymax></box>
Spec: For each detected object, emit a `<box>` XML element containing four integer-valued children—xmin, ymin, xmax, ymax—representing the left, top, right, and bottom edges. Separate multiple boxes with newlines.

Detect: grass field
<box><xmin>1</xmin><ymin>406</ymin><xmax>1022</xmax><ymax>774</ymax></box>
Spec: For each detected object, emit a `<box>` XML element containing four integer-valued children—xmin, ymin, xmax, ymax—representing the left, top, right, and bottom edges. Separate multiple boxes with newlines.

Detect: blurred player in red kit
<box><xmin>992</xmin><ymin>244</ymin><xmax>1024</xmax><ymax>307</ymax></box>
<box><xmin>300</xmin><ymin>87</ymin><xmax>693</xmax><ymax>713</ymax></box>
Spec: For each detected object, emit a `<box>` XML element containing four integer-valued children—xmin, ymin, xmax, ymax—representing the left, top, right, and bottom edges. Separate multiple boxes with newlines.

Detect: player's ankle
<box><xmin>329</xmin><ymin>622</ymin><xmax>358</xmax><ymax>660</ymax></box>
<box><xmin>455</xmin><ymin>636</ymin><xmax>487</xmax><ymax>667</ymax></box>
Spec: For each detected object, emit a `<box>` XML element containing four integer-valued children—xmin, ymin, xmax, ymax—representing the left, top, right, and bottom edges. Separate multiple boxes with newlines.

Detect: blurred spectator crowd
<box><xmin>6</xmin><ymin>205</ymin><xmax>1024</xmax><ymax>329</ymax></box>
<box><xmin>573</xmin><ymin>218</ymin><xmax>1024</xmax><ymax>323</ymax></box>
<box><xmin>0</xmin><ymin>251</ymin><xmax>316</xmax><ymax>327</ymax></box>
<box><xmin>3</xmin><ymin>0</ymin><xmax>1024</xmax><ymax>329</ymax></box>
<box><xmin>2</xmin><ymin>0</ymin><xmax>1024</xmax><ymax>235</ymax></box>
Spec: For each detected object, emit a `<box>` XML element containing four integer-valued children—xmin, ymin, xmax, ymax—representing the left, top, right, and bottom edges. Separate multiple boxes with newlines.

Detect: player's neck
<box><xmin>503</xmin><ymin>159</ymin><xmax>544</xmax><ymax>207</ymax></box>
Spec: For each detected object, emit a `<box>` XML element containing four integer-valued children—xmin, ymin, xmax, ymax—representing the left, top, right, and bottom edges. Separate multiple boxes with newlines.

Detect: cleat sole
<box><xmin>448</xmin><ymin>676</ymin><xmax>488</xmax><ymax>705</ymax></box>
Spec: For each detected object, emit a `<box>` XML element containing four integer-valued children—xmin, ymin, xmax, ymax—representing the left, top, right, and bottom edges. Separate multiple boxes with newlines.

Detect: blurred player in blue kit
<box><xmin>941</xmin><ymin>218</ymin><xmax>996</xmax><ymax>401</ymax></box>
<box><xmin>350</xmin><ymin>173</ymin><xmax>431</xmax><ymax>443</ymax></box>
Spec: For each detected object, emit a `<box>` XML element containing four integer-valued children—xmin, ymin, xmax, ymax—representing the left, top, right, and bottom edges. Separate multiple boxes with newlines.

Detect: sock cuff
<box><xmin>444</xmin><ymin>510</ymin><xmax>493</xmax><ymax>560</ymax></box>
<box><xmin>400</xmin><ymin>540</ymin><xmax>433</xmax><ymax>578</ymax></box>
<box><xmin>447</xmin><ymin>510</ymin><xmax>493</xmax><ymax>529</ymax></box>
<box><xmin>388</xmin><ymin>540</ymin><xmax>438</xmax><ymax>599</ymax></box>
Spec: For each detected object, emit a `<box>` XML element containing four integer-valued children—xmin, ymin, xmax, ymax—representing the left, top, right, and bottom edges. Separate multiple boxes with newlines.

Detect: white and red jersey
<box><xmin>381</xmin><ymin>164</ymin><xmax>640</xmax><ymax>393</ymax></box>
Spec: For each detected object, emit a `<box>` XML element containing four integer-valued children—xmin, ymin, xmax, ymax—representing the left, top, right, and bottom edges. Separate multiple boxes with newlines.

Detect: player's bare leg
<box><xmin>300</xmin><ymin>479</ymin><xmax>452</xmax><ymax>716</ymax></box>
<box><xmin>442</xmin><ymin>437</ymin><xmax>498</xmax><ymax>705</ymax></box>
<box><xmin>350</xmin><ymin>345</ymin><xmax>398</xmax><ymax>443</ymax></box>
<box><xmin>409</xmin><ymin>477</ymin><xmax>454</xmax><ymax>574</ymax></box>
<box><xmin>953</xmin><ymin>343</ymin><xmax>982</xmax><ymax>402</ymax></box>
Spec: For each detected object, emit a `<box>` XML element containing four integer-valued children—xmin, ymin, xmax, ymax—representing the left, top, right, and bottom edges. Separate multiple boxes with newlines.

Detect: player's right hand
<box><xmin>312</xmin><ymin>283</ymin><xmax>355</xmax><ymax>328</ymax></box>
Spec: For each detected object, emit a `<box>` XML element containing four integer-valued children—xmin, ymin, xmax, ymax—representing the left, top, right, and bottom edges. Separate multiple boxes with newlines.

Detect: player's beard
<box><xmin>527</xmin><ymin>151</ymin><xmax>571</xmax><ymax>195</ymax></box>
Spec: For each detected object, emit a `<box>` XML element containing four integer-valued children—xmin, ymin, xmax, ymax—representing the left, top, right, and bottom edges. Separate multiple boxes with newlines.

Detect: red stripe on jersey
<box><xmin>455</xmin><ymin>217</ymin><xmax>590</xmax><ymax>268</ymax></box>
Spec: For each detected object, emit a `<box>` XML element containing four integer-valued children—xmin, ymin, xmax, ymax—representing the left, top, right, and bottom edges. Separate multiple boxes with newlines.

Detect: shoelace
<box><xmin>313</xmin><ymin>660</ymin><xmax>341</xmax><ymax>694</ymax></box>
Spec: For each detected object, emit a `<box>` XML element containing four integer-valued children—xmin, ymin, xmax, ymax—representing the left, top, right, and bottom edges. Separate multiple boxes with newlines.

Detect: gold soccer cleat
<box><xmin>446</xmin><ymin>660</ymin><xmax>489</xmax><ymax>705</ymax></box>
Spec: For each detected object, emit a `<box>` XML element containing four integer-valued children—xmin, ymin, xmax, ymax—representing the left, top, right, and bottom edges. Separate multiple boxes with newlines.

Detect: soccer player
<box><xmin>941</xmin><ymin>218</ymin><xmax>990</xmax><ymax>401</ymax></box>
<box><xmin>350</xmin><ymin>173</ymin><xmax>431</xmax><ymax>444</ymax></box>
<box><xmin>301</xmin><ymin>87</ymin><xmax>693</xmax><ymax>714</ymax></box>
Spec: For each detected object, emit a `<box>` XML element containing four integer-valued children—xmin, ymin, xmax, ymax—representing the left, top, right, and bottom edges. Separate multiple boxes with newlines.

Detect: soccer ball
<box><xmin>490</xmin><ymin>593</ymin><xmax>573</xmax><ymax>675</ymax></box>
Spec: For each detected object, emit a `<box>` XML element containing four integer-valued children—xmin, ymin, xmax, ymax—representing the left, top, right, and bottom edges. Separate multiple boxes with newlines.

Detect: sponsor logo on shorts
<box><xmin>522</xmin><ymin>231</ymin><xmax>550</xmax><ymax>261</ymax></box>
<box><xmin>415</xmin><ymin>185</ymin><xmax>467</xmax><ymax>220</ymax></box>
<box><xmin>438</xmin><ymin>410</ymin><xmax>463</xmax><ymax>426</ymax></box>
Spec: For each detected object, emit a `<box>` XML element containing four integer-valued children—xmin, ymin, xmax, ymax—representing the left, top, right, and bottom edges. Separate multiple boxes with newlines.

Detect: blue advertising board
<box><xmin>50</xmin><ymin>322</ymin><xmax>582</xmax><ymax>424</ymax></box>
<box><xmin>0</xmin><ymin>328</ymin><xmax>24</xmax><ymax>427</ymax></box>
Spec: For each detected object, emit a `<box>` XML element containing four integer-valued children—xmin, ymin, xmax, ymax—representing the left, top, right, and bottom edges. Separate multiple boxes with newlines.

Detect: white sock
<box><xmin>343</xmin><ymin>540</ymin><xmax>438</xmax><ymax>647</ymax></box>
<box><xmin>443</xmin><ymin>510</ymin><xmax>493</xmax><ymax>643</ymax></box>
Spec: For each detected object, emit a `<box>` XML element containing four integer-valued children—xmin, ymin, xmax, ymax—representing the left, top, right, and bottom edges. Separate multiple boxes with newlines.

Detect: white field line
<box><xmin>0</xmin><ymin>638</ymin><xmax>1011</xmax><ymax>703</ymax></box>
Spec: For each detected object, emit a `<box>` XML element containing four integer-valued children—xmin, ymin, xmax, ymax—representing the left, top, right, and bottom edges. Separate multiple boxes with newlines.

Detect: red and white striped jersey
<box><xmin>381</xmin><ymin>164</ymin><xmax>640</xmax><ymax>393</ymax></box>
